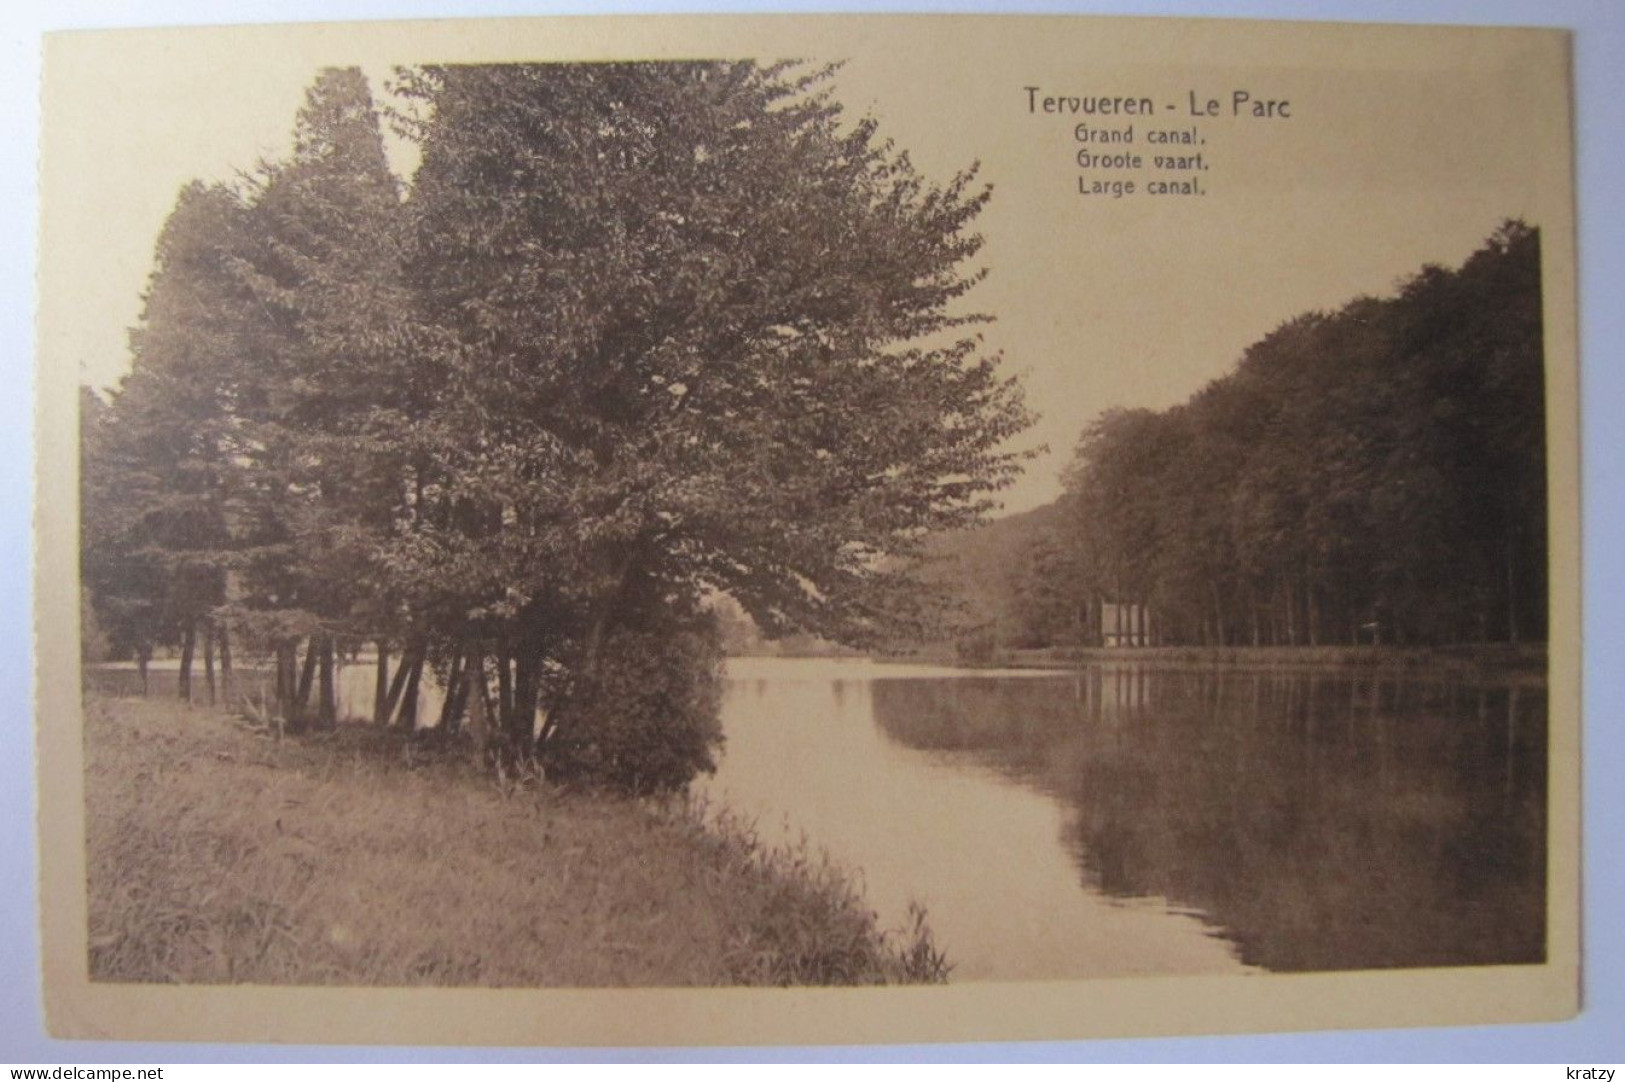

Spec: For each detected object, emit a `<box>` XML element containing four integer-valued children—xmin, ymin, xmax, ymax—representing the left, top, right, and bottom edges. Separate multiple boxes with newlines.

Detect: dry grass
<box><xmin>84</xmin><ymin>692</ymin><xmax>948</xmax><ymax>987</ymax></box>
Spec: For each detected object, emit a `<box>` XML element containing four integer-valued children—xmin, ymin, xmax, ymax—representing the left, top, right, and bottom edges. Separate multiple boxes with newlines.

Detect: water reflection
<box><xmin>869</xmin><ymin>665</ymin><xmax>1546</xmax><ymax>972</ymax></box>
<box><xmin>706</xmin><ymin>659</ymin><xmax>1251</xmax><ymax>981</ymax></box>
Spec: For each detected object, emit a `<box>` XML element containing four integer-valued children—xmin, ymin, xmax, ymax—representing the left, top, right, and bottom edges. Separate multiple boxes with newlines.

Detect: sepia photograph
<box><xmin>32</xmin><ymin>11</ymin><xmax>1580</xmax><ymax>1046</ymax></box>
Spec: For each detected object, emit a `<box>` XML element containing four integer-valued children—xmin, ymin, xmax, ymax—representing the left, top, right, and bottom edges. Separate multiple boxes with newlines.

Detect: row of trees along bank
<box><xmin>1004</xmin><ymin>222</ymin><xmax>1545</xmax><ymax>652</ymax></box>
<box><xmin>80</xmin><ymin>64</ymin><xmax>1033</xmax><ymax>791</ymax></box>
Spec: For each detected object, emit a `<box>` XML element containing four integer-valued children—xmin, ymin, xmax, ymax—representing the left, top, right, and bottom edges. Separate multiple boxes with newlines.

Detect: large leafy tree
<box><xmin>392</xmin><ymin>61</ymin><xmax>1033</xmax><ymax>750</ymax></box>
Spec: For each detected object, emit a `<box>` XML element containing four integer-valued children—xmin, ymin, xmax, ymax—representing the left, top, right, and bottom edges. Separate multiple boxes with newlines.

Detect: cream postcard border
<box><xmin>34</xmin><ymin>12</ymin><xmax>1581</xmax><ymax>1045</ymax></box>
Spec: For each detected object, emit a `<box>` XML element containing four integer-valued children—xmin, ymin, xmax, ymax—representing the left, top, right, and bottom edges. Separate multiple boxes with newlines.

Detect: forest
<box><xmin>78</xmin><ymin>63</ymin><xmax>1033</xmax><ymax>791</ymax></box>
<box><xmin>975</xmin><ymin>221</ymin><xmax>1547</xmax><ymax>653</ymax></box>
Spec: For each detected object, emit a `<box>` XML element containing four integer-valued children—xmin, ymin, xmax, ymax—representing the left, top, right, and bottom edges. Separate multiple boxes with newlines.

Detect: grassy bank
<box><xmin>84</xmin><ymin>692</ymin><xmax>947</xmax><ymax>987</ymax></box>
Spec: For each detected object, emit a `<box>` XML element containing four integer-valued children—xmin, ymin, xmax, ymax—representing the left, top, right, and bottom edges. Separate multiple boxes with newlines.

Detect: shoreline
<box><xmin>873</xmin><ymin>642</ymin><xmax>1549</xmax><ymax>678</ymax></box>
<box><xmin>82</xmin><ymin>691</ymin><xmax>948</xmax><ymax>988</ymax></box>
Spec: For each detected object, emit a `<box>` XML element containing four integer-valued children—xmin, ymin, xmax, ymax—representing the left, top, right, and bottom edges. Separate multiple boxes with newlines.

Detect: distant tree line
<box><xmin>1005</xmin><ymin>222</ymin><xmax>1545</xmax><ymax>651</ymax></box>
<box><xmin>80</xmin><ymin>64</ymin><xmax>1032</xmax><ymax>790</ymax></box>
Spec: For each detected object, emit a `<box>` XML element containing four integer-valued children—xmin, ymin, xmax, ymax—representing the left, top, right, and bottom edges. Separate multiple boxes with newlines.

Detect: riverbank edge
<box><xmin>873</xmin><ymin>642</ymin><xmax>1548</xmax><ymax>676</ymax></box>
<box><xmin>82</xmin><ymin>690</ymin><xmax>948</xmax><ymax>988</ymax></box>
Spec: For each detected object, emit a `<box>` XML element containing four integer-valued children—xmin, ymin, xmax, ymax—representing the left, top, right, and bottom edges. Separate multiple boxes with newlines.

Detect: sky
<box><xmin>41</xmin><ymin>15</ymin><xmax>1571</xmax><ymax>513</ymax></box>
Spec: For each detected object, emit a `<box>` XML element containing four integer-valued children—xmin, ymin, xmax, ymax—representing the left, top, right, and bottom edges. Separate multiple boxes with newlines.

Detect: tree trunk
<box><xmin>396</xmin><ymin>653</ymin><xmax>424</xmax><ymax>731</ymax></box>
<box><xmin>553</xmin><ymin>588</ymin><xmax>621</xmax><ymax>742</ymax></box>
<box><xmin>317</xmin><ymin>635</ymin><xmax>336</xmax><ymax>729</ymax></box>
<box><xmin>203</xmin><ymin>622</ymin><xmax>216</xmax><ymax>705</ymax></box>
<box><xmin>382</xmin><ymin>645</ymin><xmax>417</xmax><ymax>727</ymax></box>
<box><xmin>497</xmin><ymin>646</ymin><xmax>514</xmax><ymax>735</ymax></box>
<box><xmin>218</xmin><ymin>625</ymin><xmax>232</xmax><ymax>699</ymax></box>
<box><xmin>439</xmin><ymin>652</ymin><xmax>467</xmax><ymax>733</ymax></box>
<box><xmin>515</xmin><ymin>653</ymin><xmax>539</xmax><ymax>745</ymax></box>
<box><xmin>295</xmin><ymin>637</ymin><xmax>318</xmax><ymax>711</ymax></box>
<box><xmin>581</xmin><ymin>609</ymin><xmax>610</xmax><ymax>682</ymax></box>
<box><xmin>275</xmin><ymin>640</ymin><xmax>294</xmax><ymax>720</ymax></box>
<box><xmin>451</xmin><ymin>653</ymin><xmax>476</xmax><ymax>731</ymax></box>
<box><xmin>178</xmin><ymin>622</ymin><xmax>196</xmax><ymax>702</ymax></box>
<box><xmin>522</xmin><ymin>662</ymin><xmax>543</xmax><ymax>746</ymax></box>
<box><xmin>291</xmin><ymin>636</ymin><xmax>319</xmax><ymax>731</ymax></box>
<box><xmin>544</xmin><ymin>549</ymin><xmax>640</xmax><ymax>749</ymax></box>
<box><xmin>465</xmin><ymin>651</ymin><xmax>492</xmax><ymax>765</ymax></box>
<box><xmin>373</xmin><ymin>641</ymin><xmax>390</xmax><ymax>725</ymax></box>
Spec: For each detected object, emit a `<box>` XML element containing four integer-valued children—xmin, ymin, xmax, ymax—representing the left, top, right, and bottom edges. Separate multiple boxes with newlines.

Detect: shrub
<box><xmin>954</xmin><ymin>626</ymin><xmax>1000</xmax><ymax>666</ymax></box>
<box><xmin>543</xmin><ymin>616</ymin><xmax>725</xmax><ymax>793</ymax></box>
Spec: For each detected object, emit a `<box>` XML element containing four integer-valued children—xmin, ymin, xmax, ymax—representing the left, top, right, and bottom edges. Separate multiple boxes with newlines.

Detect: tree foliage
<box><xmin>393</xmin><ymin>62</ymin><xmax>1028</xmax><ymax>642</ymax></box>
<box><xmin>80</xmin><ymin>181</ymin><xmax>250</xmax><ymax>693</ymax></box>
<box><xmin>1004</xmin><ymin>221</ymin><xmax>1546</xmax><ymax>650</ymax></box>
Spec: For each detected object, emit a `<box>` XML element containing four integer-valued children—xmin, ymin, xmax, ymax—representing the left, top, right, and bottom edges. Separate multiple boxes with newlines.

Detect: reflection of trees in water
<box><xmin>870</xmin><ymin>667</ymin><xmax>1546</xmax><ymax>972</ymax></box>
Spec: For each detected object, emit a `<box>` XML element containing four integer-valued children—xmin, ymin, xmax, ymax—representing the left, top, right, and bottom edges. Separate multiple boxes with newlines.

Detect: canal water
<box><xmin>699</xmin><ymin>657</ymin><xmax>1547</xmax><ymax>981</ymax></box>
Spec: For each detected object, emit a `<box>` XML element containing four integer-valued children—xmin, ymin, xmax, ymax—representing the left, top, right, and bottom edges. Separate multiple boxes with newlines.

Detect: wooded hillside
<box><xmin>924</xmin><ymin>222</ymin><xmax>1546</xmax><ymax>655</ymax></box>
